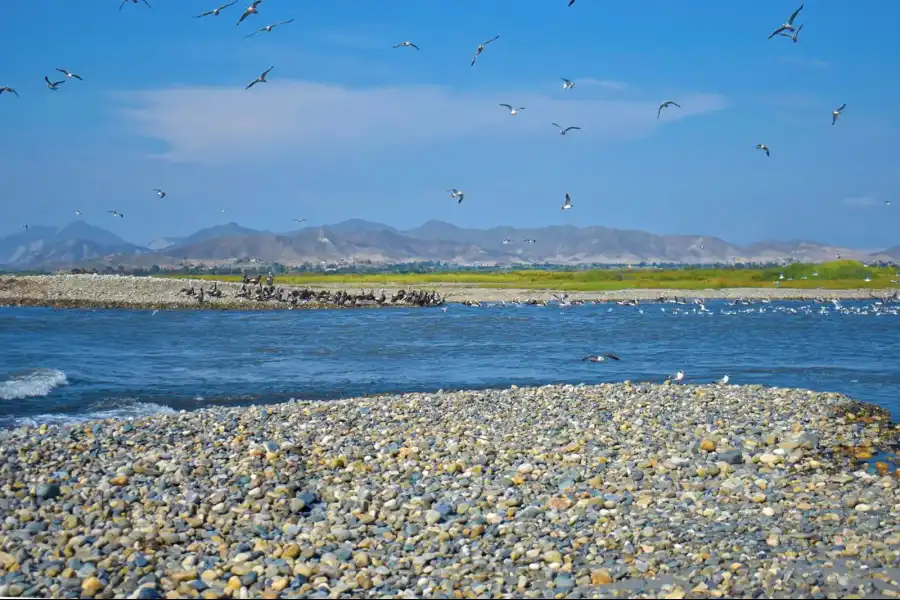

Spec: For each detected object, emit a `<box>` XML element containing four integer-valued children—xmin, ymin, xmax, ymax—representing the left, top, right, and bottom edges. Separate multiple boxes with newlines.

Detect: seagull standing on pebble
<box><xmin>768</xmin><ymin>4</ymin><xmax>804</xmax><ymax>39</ymax></box>
<box><xmin>44</xmin><ymin>76</ymin><xmax>65</xmax><ymax>91</ymax></box>
<box><xmin>719</xmin><ymin>375</ymin><xmax>730</xmax><ymax>384</ymax></box>
<box><xmin>755</xmin><ymin>144</ymin><xmax>770</xmax><ymax>157</ymax></box>
<box><xmin>657</xmin><ymin>100</ymin><xmax>681</xmax><ymax>119</ymax></box>
<box><xmin>108</xmin><ymin>211</ymin><xmax>124</xmax><ymax>218</ymax></box>
<box><xmin>245</xmin><ymin>19</ymin><xmax>294</xmax><ymax>37</ymax></box>
<box><xmin>393</xmin><ymin>41</ymin><xmax>420</xmax><ymax>50</ymax></box>
<box><xmin>832</xmin><ymin>103</ymin><xmax>846</xmax><ymax>125</ymax></box>
<box><xmin>447</xmin><ymin>189</ymin><xmax>465</xmax><ymax>204</ymax></box>
<box><xmin>154</xmin><ymin>188</ymin><xmax>167</xmax><ymax>199</ymax></box>
<box><xmin>0</xmin><ymin>86</ymin><xmax>19</xmax><ymax>97</ymax></box>
<box><xmin>56</xmin><ymin>69</ymin><xmax>83</xmax><ymax>81</ymax></box>
<box><xmin>779</xmin><ymin>23</ymin><xmax>803</xmax><ymax>43</ymax></box>
<box><xmin>561</xmin><ymin>193</ymin><xmax>573</xmax><ymax>211</ymax></box>
<box><xmin>670</xmin><ymin>370</ymin><xmax>685</xmax><ymax>382</ymax></box>
<box><xmin>552</xmin><ymin>123</ymin><xmax>581</xmax><ymax>135</ymax></box>
<box><xmin>471</xmin><ymin>35</ymin><xmax>500</xmax><ymax>66</ymax></box>
<box><xmin>119</xmin><ymin>0</ymin><xmax>152</xmax><ymax>10</ymax></box>
<box><xmin>561</xmin><ymin>78</ymin><xmax>575</xmax><ymax>89</ymax></box>
<box><xmin>195</xmin><ymin>1</ymin><xmax>236</xmax><ymax>17</ymax></box>
<box><xmin>246</xmin><ymin>66</ymin><xmax>273</xmax><ymax>89</ymax></box>
<box><xmin>236</xmin><ymin>0</ymin><xmax>263</xmax><ymax>25</ymax></box>
<box><xmin>499</xmin><ymin>104</ymin><xmax>525</xmax><ymax>116</ymax></box>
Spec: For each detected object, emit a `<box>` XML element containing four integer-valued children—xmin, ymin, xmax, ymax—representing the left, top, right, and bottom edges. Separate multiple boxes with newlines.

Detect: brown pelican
<box><xmin>471</xmin><ymin>35</ymin><xmax>499</xmax><ymax>66</ymax></box>
<box><xmin>154</xmin><ymin>188</ymin><xmax>167</xmax><ymax>199</ymax></box>
<box><xmin>108</xmin><ymin>210</ymin><xmax>124</xmax><ymax>218</ymax></box>
<box><xmin>447</xmin><ymin>189</ymin><xmax>465</xmax><ymax>204</ymax></box>
<box><xmin>561</xmin><ymin>193</ymin><xmax>573</xmax><ymax>211</ymax></box>
<box><xmin>44</xmin><ymin>76</ymin><xmax>65</xmax><ymax>91</ymax></box>
<box><xmin>119</xmin><ymin>0</ymin><xmax>152</xmax><ymax>10</ymax></box>
<box><xmin>246</xmin><ymin>66</ymin><xmax>273</xmax><ymax>90</ymax></box>
<box><xmin>0</xmin><ymin>86</ymin><xmax>19</xmax><ymax>97</ymax></box>
<box><xmin>768</xmin><ymin>4</ymin><xmax>804</xmax><ymax>39</ymax></box>
<box><xmin>195</xmin><ymin>1</ymin><xmax>236</xmax><ymax>17</ymax></box>
<box><xmin>755</xmin><ymin>143</ymin><xmax>770</xmax><ymax>157</ymax></box>
<box><xmin>552</xmin><ymin>123</ymin><xmax>581</xmax><ymax>135</ymax></box>
<box><xmin>561</xmin><ymin>78</ymin><xmax>575</xmax><ymax>90</ymax></box>
<box><xmin>779</xmin><ymin>23</ymin><xmax>803</xmax><ymax>43</ymax></box>
<box><xmin>245</xmin><ymin>19</ymin><xmax>294</xmax><ymax>37</ymax></box>
<box><xmin>56</xmin><ymin>69</ymin><xmax>82</xmax><ymax>81</ymax></box>
<box><xmin>657</xmin><ymin>100</ymin><xmax>680</xmax><ymax>119</ymax></box>
<box><xmin>393</xmin><ymin>41</ymin><xmax>420</xmax><ymax>50</ymax></box>
<box><xmin>832</xmin><ymin>103</ymin><xmax>846</xmax><ymax>125</ymax></box>
<box><xmin>499</xmin><ymin>104</ymin><xmax>525</xmax><ymax>115</ymax></box>
<box><xmin>236</xmin><ymin>0</ymin><xmax>263</xmax><ymax>25</ymax></box>
<box><xmin>582</xmin><ymin>353</ymin><xmax>620</xmax><ymax>362</ymax></box>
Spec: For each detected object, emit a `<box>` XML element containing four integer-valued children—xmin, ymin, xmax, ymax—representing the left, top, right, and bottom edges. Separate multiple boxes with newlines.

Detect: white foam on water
<box><xmin>0</xmin><ymin>368</ymin><xmax>68</xmax><ymax>401</ymax></box>
<box><xmin>12</xmin><ymin>400</ymin><xmax>176</xmax><ymax>428</ymax></box>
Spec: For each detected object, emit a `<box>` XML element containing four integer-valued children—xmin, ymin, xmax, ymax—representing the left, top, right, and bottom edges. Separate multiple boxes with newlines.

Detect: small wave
<box><xmin>12</xmin><ymin>400</ymin><xmax>176</xmax><ymax>428</ymax></box>
<box><xmin>0</xmin><ymin>369</ymin><xmax>68</xmax><ymax>401</ymax></box>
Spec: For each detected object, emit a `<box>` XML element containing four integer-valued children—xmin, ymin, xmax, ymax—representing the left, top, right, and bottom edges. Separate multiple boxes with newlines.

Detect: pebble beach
<box><xmin>1</xmin><ymin>383</ymin><xmax>898</xmax><ymax>599</ymax></box>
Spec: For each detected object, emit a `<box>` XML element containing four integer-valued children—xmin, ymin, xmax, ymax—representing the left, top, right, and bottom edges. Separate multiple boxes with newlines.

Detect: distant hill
<box><xmin>0</xmin><ymin>221</ymin><xmax>148</xmax><ymax>269</ymax></box>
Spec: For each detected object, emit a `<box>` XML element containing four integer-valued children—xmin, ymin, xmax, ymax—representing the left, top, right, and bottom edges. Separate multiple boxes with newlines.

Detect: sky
<box><xmin>0</xmin><ymin>0</ymin><xmax>898</xmax><ymax>250</ymax></box>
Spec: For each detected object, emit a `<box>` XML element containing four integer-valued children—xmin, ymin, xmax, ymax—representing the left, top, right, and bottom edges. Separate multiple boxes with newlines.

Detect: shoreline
<box><xmin>0</xmin><ymin>274</ymin><xmax>896</xmax><ymax>311</ymax></box>
<box><xmin>0</xmin><ymin>382</ymin><xmax>898</xmax><ymax>598</ymax></box>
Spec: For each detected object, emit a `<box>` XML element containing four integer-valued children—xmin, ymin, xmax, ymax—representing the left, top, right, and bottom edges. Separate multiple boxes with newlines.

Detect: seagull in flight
<box><xmin>56</xmin><ymin>69</ymin><xmax>83</xmax><ymax>81</ymax></box>
<box><xmin>245</xmin><ymin>19</ymin><xmax>294</xmax><ymax>37</ymax></box>
<box><xmin>22</xmin><ymin>224</ymin><xmax>28</xmax><ymax>231</ymax></box>
<box><xmin>293</xmin><ymin>218</ymin><xmax>307</xmax><ymax>224</ymax></box>
<box><xmin>768</xmin><ymin>4</ymin><xmax>804</xmax><ymax>39</ymax></box>
<box><xmin>246</xmin><ymin>66</ymin><xmax>273</xmax><ymax>89</ymax></box>
<box><xmin>499</xmin><ymin>104</ymin><xmax>525</xmax><ymax>116</ymax></box>
<box><xmin>569</xmin><ymin>0</ymin><xmax>576</xmax><ymax>5</ymax></box>
<box><xmin>154</xmin><ymin>188</ymin><xmax>167</xmax><ymax>199</ymax></box>
<box><xmin>657</xmin><ymin>100</ymin><xmax>681</xmax><ymax>119</ymax></box>
<box><xmin>832</xmin><ymin>103</ymin><xmax>846</xmax><ymax>125</ymax></box>
<box><xmin>119</xmin><ymin>0</ymin><xmax>152</xmax><ymax>10</ymax></box>
<box><xmin>552</xmin><ymin>123</ymin><xmax>581</xmax><ymax>135</ymax></box>
<box><xmin>393</xmin><ymin>41</ymin><xmax>420</xmax><ymax>50</ymax></box>
<box><xmin>582</xmin><ymin>353</ymin><xmax>620</xmax><ymax>363</ymax></box>
<box><xmin>108</xmin><ymin>211</ymin><xmax>124</xmax><ymax>218</ymax></box>
<box><xmin>502</xmin><ymin>238</ymin><xmax>513</xmax><ymax>245</ymax></box>
<box><xmin>561</xmin><ymin>78</ymin><xmax>575</xmax><ymax>90</ymax></box>
<box><xmin>44</xmin><ymin>76</ymin><xmax>65</xmax><ymax>91</ymax></box>
<box><xmin>561</xmin><ymin>193</ymin><xmax>573</xmax><ymax>211</ymax></box>
<box><xmin>0</xmin><ymin>86</ymin><xmax>19</xmax><ymax>97</ymax></box>
<box><xmin>236</xmin><ymin>0</ymin><xmax>263</xmax><ymax>25</ymax></box>
<box><xmin>523</xmin><ymin>238</ymin><xmax>536</xmax><ymax>244</ymax></box>
<box><xmin>75</xmin><ymin>210</ymin><xmax>83</xmax><ymax>216</ymax></box>
<box><xmin>471</xmin><ymin>35</ymin><xmax>500</xmax><ymax>66</ymax></box>
<box><xmin>195</xmin><ymin>1</ymin><xmax>236</xmax><ymax>17</ymax></box>
<box><xmin>779</xmin><ymin>23</ymin><xmax>803</xmax><ymax>43</ymax></box>
<box><xmin>447</xmin><ymin>189</ymin><xmax>465</xmax><ymax>204</ymax></box>
<box><xmin>755</xmin><ymin>144</ymin><xmax>770</xmax><ymax>157</ymax></box>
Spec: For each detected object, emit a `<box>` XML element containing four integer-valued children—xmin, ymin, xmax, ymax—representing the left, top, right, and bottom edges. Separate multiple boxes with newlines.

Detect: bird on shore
<box><xmin>552</xmin><ymin>123</ymin><xmax>581</xmax><ymax>135</ymax></box>
<box><xmin>768</xmin><ymin>4</ymin><xmax>804</xmax><ymax>39</ymax></box>
<box><xmin>582</xmin><ymin>353</ymin><xmax>620</xmax><ymax>362</ymax></box>
<box><xmin>471</xmin><ymin>35</ymin><xmax>500</xmax><ymax>66</ymax></box>
<box><xmin>393</xmin><ymin>41</ymin><xmax>420</xmax><ymax>50</ymax></box>
<box><xmin>245</xmin><ymin>19</ymin><xmax>294</xmax><ymax>37</ymax></box>
<box><xmin>832</xmin><ymin>103</ymin><xmax>846</xmax><ymax>125</ymax></box>
<box><xmin>779</xmin><ymin>23</ymin><xmax>803</xmax><ymax>43</ymax></box>
<box><xmin>236</xmin><ymin>0</ymin><xmax>263</xmax><ymax>25</ymax></box>
<box><xmin>447</xmin><ymin>189</ymin><xmax>465</xmax><ymax>204</ymax></box>
<box><xmin>195</xmin><ymin>1</ymin><xmax>236</xmax><ymax>17</ymax></box>
<box><xmin>755</xmin><ymin>143</ymin><xmax>770</xmax><ymax>157</ymax></box>
<box><xmin>56</xmin><ymin>69</ymin><xmax>82</xmax><ymax>81</ymax></box>
<box><xmin>154</xmin><ymin>188</ymin><xmax>167</xmax><ymax>199</ymax></box>
<box><xmin>108</xmin><ymin>211</ymin><xmax>124</xmax><ymax>218</ymax></box>
<box><xmin>562</xmin><ymin>78</ymin><xmax>575</xmax><ymax>89</ymax></box>
<box><xmin>44</xmin><ymin>76</ymin><xmax>65</xmax><ymax>91</ymax></box>
<box><xmin>499</xmin><ymin>104</ymin><xmax>525</xmax><ymax>115</ymax></box>
<box><xmin>502</xmin><ymin>238</ymin><xmax>513</xmax><ymax>244</ymax></box>
<box><xmin>523</xmin><ymin>238</ymin><xmax>536</xmax><ymax>244</ymax></box>
<box><xmin>670</xmin><ymin>370</ymin><xmax>685</xmax><ymax>383</ymax></box>
<box><xmin>119</xmin><ymin>0</ymin><xmax>152</xmax><ymax>10</ymax></box>
<box><xmin>246</xmin><ymin>66</ymin><xmax>273</xmax><ymax>89</ymax></box>
<box><xmin>719</xmin><ymin>374</ymin><xmax>730</xmax><ymax>384</ymax></box>
<box><xmin>561</xmin><ymin>193</ymin><xmax>573</xmax><ymax>211</ymax></box>
<box><xmin>657</xmin><ymin>100</ymin><xmax>681</xmax><ymax>119</ymax></box>
<box><xmin>0</xmin><ymin>86</ymin><xmax>19</xmax><ymax>97</ymax></box>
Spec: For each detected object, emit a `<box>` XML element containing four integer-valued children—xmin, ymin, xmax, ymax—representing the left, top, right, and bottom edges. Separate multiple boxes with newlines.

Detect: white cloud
<box><xmin>842</xmin><ymin>196</ymin><xmax>881</xmax><ymax>208</ymax></box>
<box><xmin>113</xmin><ymin>81</ymin><xmax>726</xmax><ymax>165</ymax></box>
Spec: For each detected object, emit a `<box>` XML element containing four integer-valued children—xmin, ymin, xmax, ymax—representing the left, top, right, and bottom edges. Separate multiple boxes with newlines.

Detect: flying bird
<box><xmin>471</xmin><ymin>35</ymin><xmax>500</xmax><ymax>66</ymax></box>
<box><xmin>195</xmin><ymin>1</ymin><xmax>236</xmax><ymax>17</ymax></box>
<box><xmin>108</xmin><ymin>211</ymin><xmax>124</xmax><ymax>218</ymax></box>
<box><xmin>22</xmin><ymin>224</ymin><xmax>28</xmax><ymax>230</ymax></box>
<box><xmin>561</xmin><ymin>78</ymin><xmax>575</xmax><ymax>90</ymax></box>
<box><xmin>447</xmin><ymin>189</ymin><xmax>465</xmax><ymax>204</ymax></box>
<box><xmin>44</xmin><ymin>76</ymin><xmax>65</xmax><ymax>91</ymax></box>
<box><xmin>393</xmin><ymin>41</ymin><xmax>420</xmax><ymax>50</ymax></box>
<box><xmin>502</xmin><ymin>238</ymin><xmax>513</xmax><ymax>244</ymax></box>
<box><xmin>832</xmin><ymin>103</ymin><xmax>846</xmax><ymax>125</ymax></box>
<box><xmin>568</xmin><ymin>0</ymin><xmax>576</xmax><ymax>5</ymax></box>
<box><xmin>246</xmin><ymin>66</ymin><xmax>274</xmax><ymax>89</ymax></box>
<box><xmin>582</xmin><ymin>353</ymin><xmax>620</xmax><ymax>362</ymax></box>
<box><xmin>236</xmin><ymin>0</ymin><xmax>263</xmax><ymax>25</ymax></box>
<box><xmin>0</xmin><ymin>86</ymin><xmax>19</xmax><ymax>97</ymax></box>
<box><xmin>154</xmin><ymin>188</ymin><xmax>167</xmax><ymax>199</ymax></box>
<box><xmin>75</xmin><ymin>210</ymin><xmax>82</xmax><ymax>216</ymax></box>
<box><xmin>779</xmin><ymin>23</ymin><xmax>803</xmax><ymax>43</ymax></box>
<box><xmin>56</xmin><ymin>69</ymin><xmax>82</xmax><ymax>81</ymax></box>
<box><xmin>293</xmin><ymin>218</ymin><xmax>307</xmax><ymax>223</ymax></box>
<box><xmin>768</xmin><ymin>4</ymin><xmax>804</xmax><ymax>39</ymax></box>
<box><xmin>119</xmin><ymin>0</ymin><xmax>152</xmax><ymax>10</ymax></box>
<box><xmin>245</xmin><ymin>19</ymin><xmax>294</xmax><ymax>37</ymax></box>
<box><xmin>523</xmin><ymin>238</ymin><xmax>536</xmax><ymax>244</ymax></box>
<box><xmin>657</xmin><ymin>100</ymin><xmax>681</xmax><ymax>119</ymax></box>
<box><xmin>552</xmin><ymin>123</ymin><xmax>581</xmax><ymax>135</ymax></box>
<box><xmin>561</xmin><ymin>193</ymin><xmax>573</xmax><ymax>211</ymax></box>
<box><xmin>755</xmin><ymin>144</ymin><xmax>770</xmax><ymax>157</ymax></box>
<box><xmin>499</xmin><ymin>104</ymin><xmax>525</xmax><ymax>116</ymax></box>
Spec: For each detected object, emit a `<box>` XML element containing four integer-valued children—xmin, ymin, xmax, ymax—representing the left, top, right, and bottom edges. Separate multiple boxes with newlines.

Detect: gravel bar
<box><xmin>1</xmin><ymin>383</ymin><xmax>899</xmax><ymax>598</ymax></box>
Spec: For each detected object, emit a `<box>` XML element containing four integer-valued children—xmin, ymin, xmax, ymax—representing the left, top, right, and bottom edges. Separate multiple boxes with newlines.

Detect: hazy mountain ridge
<box><xmin>0</xmin><ymin>219</ymin><xmax>895</xmax><ymax>269</ymax></box>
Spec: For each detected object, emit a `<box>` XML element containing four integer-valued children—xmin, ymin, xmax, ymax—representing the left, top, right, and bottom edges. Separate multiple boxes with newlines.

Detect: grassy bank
<box><xmin>161</xmin><ymin>261</ymin><xmax>898</xmax><ymax>292</ymax></box>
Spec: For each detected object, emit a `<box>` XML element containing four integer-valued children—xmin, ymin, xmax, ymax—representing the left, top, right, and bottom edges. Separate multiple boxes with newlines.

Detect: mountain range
<box><xmin>1</xmin><ymin>220</ymin><xmax>897</xmax><ymax>270</ymax></box>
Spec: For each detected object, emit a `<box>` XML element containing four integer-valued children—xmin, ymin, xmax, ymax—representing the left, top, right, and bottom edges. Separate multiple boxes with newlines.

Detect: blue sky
<box><xmin>1</xmin><ymin>1</ymin><xmax>898</xmax><ymax>249</ymax></box>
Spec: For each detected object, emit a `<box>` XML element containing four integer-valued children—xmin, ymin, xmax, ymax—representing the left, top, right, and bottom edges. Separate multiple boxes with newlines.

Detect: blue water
<box><xmin>1</xmin><ymin>299</ymin><xmax>899</xmax><ymax>427</ymax></box>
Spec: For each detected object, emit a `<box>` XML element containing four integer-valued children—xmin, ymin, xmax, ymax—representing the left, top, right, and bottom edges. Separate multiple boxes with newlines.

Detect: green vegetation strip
<box><xmin>159</xmin><ymin>261</ymin><xmax>898</xmax><ymax>292</ymax></box>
